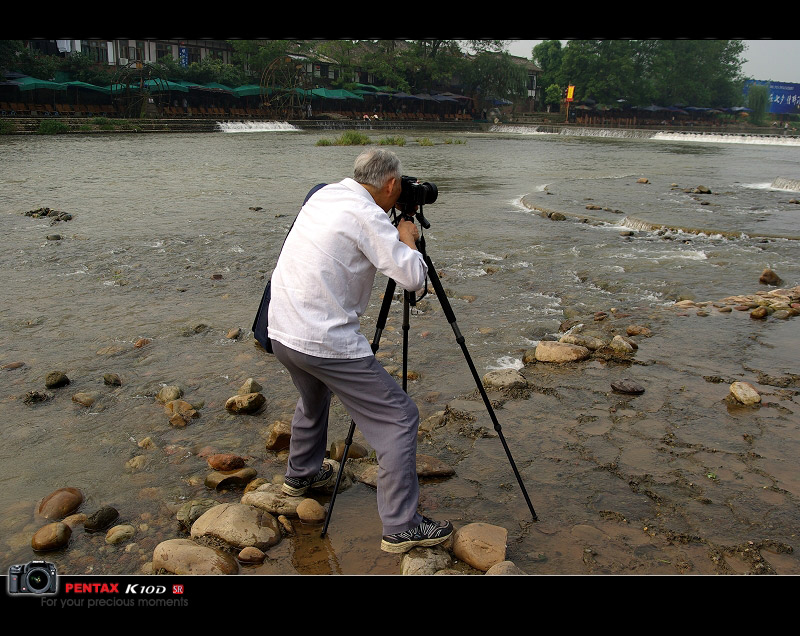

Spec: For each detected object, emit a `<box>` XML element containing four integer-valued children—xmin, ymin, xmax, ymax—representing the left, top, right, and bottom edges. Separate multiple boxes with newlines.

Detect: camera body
<box><xmin>397</xmin><ymin>175</ymin><xmax>438</xmax><ymax>208</ymax></box>
<box><xmin>8</xmin><ymin>561</ymin><xmax>58</xmax><ymax>594</ymax></box>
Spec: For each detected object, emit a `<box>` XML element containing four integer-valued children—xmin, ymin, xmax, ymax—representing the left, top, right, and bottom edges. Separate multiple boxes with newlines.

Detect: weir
<box><xmin>490</xmin><ymin>123</ymin><xmax>800</xmax><ymax>146</ymax></box>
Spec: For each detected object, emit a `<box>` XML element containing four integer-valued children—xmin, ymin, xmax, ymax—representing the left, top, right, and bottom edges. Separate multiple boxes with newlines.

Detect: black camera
<box><xmin>8</xmin><ymin>561</ymin><xmax>58</xmax><ymax>594</ymax></box>
<box><xmin>397</xmin><ymin>175</ymin><xmax>438</xmax><ymax>208</ymax></box>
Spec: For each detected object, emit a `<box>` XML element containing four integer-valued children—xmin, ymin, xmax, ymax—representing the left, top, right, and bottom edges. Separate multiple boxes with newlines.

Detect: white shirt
<box><xmin>268</xmin><ymin>178</ymin><xmax>428</xmax><ymax>358</ymax></box>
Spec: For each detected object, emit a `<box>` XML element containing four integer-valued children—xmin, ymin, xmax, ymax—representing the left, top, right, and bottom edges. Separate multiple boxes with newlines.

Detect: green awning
<box><xmin>311</xmin><ymin>87</ymin><xmax>363</xmax><ymax>100</ymax></box>
<box><xmin>232</xmin><ymin>84</ymin><xmax>263</xmax><ymax>97</ymax></box>
<box><xmin>61</xmin><ymin>81</ymin><xmax>111</xmax><ymax>95</ymax></box>
<box><xmin>12</xmin><ymin>76</ymin><xmax>67</xmax><ymax>91</ymax></box>
<box><xmin>142</xmin><ymin>79</ymin><xmax>189</xmax><ymax>93</ymax></box>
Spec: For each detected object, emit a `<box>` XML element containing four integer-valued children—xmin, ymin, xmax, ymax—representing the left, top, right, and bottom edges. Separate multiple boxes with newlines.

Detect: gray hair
<box><xmin>353</xmin><ymin>148</ymin><xmax>402</xmax><ymax>188</ymax></box>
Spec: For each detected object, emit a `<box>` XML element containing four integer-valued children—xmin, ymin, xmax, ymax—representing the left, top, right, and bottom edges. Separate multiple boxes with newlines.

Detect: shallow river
<box><xmin>1</xmin><ymin>124</ymin><xmax>798</xmax><ymax>575</ymax></box>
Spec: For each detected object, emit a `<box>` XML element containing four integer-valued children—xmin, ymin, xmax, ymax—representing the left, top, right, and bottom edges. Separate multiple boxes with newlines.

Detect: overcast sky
<box><xmin>504</xmin><ymin>40</ymin><xmax>800</xmax><ymax>84</ymax></box>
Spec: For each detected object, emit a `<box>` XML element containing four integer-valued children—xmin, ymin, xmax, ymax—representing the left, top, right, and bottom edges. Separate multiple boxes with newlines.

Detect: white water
<box><xmin>216</xmin><ymin>120</ymin><xmax>300</xmax><ymax>133</ymax></box>
<box><xmin>491</xmin><ymin>123</ymin><xmax>800</xmax><ymax>147</ymax></box>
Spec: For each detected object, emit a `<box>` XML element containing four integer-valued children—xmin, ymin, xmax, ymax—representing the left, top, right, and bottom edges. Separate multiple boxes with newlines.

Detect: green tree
<box><xmin>746</xmin><ymin>83</ymin><xmax>769</xmax><ymax>126</ymax></box>
<box><xmin>532</xmin><ymin>40</ymin><xmax>564</xmax><ymax>90</ymax></box>
<box><xmin>644</xmin><ymin>40</ymin><xmax>746</xmax><ymax>107</ymax></box>
<box><xmin>560</xmin><ymin>40</ymin><xmax>643</xmax><ymax>105</ymax></box>
<box><xmin>460</xmin><ymin>51</ymin><xmax>528</xmax><ymax>103</ymax></box>
<box><xmin>545</xmin><ymin>83</ymin><xmax>563</xmax><ymax>112</ymax></box>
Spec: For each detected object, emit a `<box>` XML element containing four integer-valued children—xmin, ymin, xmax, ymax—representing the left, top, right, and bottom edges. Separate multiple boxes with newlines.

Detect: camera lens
<box><xmin>26</xmin><ymin>568</ymin><xmax>51</xmax><ymax>592</ymax></box>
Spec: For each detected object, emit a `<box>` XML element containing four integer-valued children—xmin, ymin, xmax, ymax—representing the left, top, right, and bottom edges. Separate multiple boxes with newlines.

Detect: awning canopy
<box><xmin>11</xmin><ymin>76</ymin><xmax>67</xmax><ymax>91</ymax></box>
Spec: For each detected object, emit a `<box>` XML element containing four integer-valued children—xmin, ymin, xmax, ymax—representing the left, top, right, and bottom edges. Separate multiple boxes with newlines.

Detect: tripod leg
<box><xmin>424</xmin><ymin>254</ymin><xmax>538</xmax><ymax>521</ymax></box>
<box><xmin>321</xmin><ymin>278</ymin><xmax>398</xmax><ymax>538</ymax></box>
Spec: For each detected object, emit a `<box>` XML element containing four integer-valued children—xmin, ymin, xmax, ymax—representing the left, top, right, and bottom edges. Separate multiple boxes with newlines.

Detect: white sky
<box><xmin>504</xmin><ymin>39</ymin><xmax>800</xmax><ymax>84</ymax></box>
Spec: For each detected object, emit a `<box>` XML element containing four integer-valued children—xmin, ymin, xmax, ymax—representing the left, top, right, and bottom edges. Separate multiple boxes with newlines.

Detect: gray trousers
<box><xmin>271</xmin><ymin>339</ymin><xmax>423</xmax><ymax>535</ymax></box>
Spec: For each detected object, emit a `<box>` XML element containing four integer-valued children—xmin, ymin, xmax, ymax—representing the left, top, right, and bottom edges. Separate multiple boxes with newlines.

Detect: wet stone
<box><xmin>45</xmin><ymin>371</ymin><xmax>70</xmax><ymax>389</ymax></box>
<box><xmin>611</xmin><ymin>379</ymin><xmax>645</xmax><ymax>395</ymax></box>
<box><xmin>84</xmin><ymin>506</ymin><xmax>119</xmax><ymax>532</ymax></box>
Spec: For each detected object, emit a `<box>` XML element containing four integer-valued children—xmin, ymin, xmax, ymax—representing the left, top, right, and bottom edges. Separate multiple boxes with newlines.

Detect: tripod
<box><xmin>320</xmin><ymin>206</ymin><xmax>538</xmax><ymax>538</ymax></box>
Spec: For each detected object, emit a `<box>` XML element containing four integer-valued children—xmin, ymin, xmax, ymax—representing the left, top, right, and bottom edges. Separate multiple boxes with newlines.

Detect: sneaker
<box><xmin>380</xmin><ymin>516</ymin><xmax>454</xmax><ymax>553</ymax></box>
<box><xmin>282</xmin><ymin>462</ymin><xmax>335</xmax><ymax>496</ymax></box>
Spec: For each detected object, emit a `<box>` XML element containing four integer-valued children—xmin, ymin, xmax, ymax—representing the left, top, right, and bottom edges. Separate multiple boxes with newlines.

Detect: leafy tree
<box><xmin>532</xmin><ymin>40</ymin><xmax>564</xmax><ymax>89</ymax></box>
<box><xmin>560</xmin><ymin>40</ymin><xmax>644</xmax><ymax>105</ymax></box>
<box><xmin>545</xmin><ymin>83</ymin><xmax>563</xmax><ymax>112</ymax></box>
<box><xmin>746</xmin><ymin>83</ymin><xmax>769</xmax><ymax>126</ymax></box>
<box><xmin>460</xmin><ymin>51</ymin><xmax>528</xmax><ymax>103</ymax></box>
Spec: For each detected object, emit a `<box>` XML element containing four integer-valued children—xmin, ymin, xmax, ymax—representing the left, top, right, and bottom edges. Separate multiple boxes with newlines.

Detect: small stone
<box><xmin>31</xmin><ymin>522</ymin><xmax>71</xmax><ymax>551</ymax></box>
<box><xmin>103</xmin><ymin>373</ymin><xmax>122</xmax><ymax>386</ymax></box>
<box><xmin>225</xmin><ymin>392</ymin><xmax>265</xmax><ymax>414</ymax></box>
<box><xmin>85</xmin><ymin>506</ymin><xmax>119</xmax><ymax>532</ymax></box>
<box><xmin>759</xmin><ymin>268</ymin><xmax>782</xmax><ymax>286</ymax></box>
<box><xmin>482</xmin><ymin>368</ymin><xmax>527</xmax><ymax>390</ymax></box>
<box><xmin>265</xmin><ymin>420</ymin><xmax>292</xmax><ymax>451</ymax></box>
<box><xmin>611</xmin><ymin>379</ymin><xmax>645</xmax><ymax>395</ymax></box>
<box><xmin>238</xmin><ymin>378</ymin><xmax>263</xmax><ymax>395</ymax></box>
<box><xmin>205</xmin><ymin>467</ymin><xmax>258</xmax><ymax>490</ymax></box>
<box><xmin>45</xmin><ymin>371</ymin><xmax>70</xmax><ymax>389</ymax></box>
<box><xmin>485</xmin><ymin>561</ymin><xmax>526</xmax><ymax>575</ymax></box>
<box><xmin>227</xmin><ymin>327</ymin><xmax>242</xmax><ymax>339</ymax></box>
<box><xmin>750</xmin><ymin>306</ymin><xmax>768</xmax><ymax>319</ymax></box>
<box><xmin>207</xmin><ymin>453</ymin><xmax>246</xmax><ymax>471</ymax></box>
<box><xmin>133</xmin><ymin>337</ymin><xmax>151</xmax><ymax>348</ymax></box>
<box><xmin>105</xmin><ymin>524</ymin><xmax>136</xmax><ymax>545</ymax></box>
<box><xmin>239</xmin><ymin>546</ymin><xmax>266</xmax><ymax>563</ymax></box>
<box><xmin>296</xmin><ymin>498</ymin><xmax>326</xmax><ymax>524</ymax></box>
<box><xmin>72</xmin><ymin>392</ymin><xmax>98</xmax><ymax>407</ymax></box>
<box><xmin>730</xmin><ymin>381</ymin><xmax>761</xmax><ymax>406</ymax></box>
<box><xmin>156</xmin><ymin>385</ymin><xmax>183</xmax><ymax>404</ymax></box>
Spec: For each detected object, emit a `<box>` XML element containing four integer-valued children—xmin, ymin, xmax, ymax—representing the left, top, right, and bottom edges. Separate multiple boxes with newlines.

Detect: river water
<box><xmin>1</xmin><ymin>123</ymin><xmax>799</xmax><ymax>575</ymax></box>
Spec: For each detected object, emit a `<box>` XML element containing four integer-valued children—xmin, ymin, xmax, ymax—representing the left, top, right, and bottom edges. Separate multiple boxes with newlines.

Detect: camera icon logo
<box><xmin>8</xmin><ymin>561</ymin><xmax>58</xmax><ymax>595</ymax></box>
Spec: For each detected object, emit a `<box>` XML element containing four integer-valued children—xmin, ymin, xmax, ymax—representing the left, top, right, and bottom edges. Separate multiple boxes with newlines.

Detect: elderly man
<box><xmin>268</xmin><ymin>148</ymin><xmax>453</xmax><ymax>553</ymax></box>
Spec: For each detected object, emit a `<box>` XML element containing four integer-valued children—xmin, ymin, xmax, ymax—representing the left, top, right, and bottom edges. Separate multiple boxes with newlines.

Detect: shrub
<box><xmin>36</xmin><ymin>120</ymin><xmax>69</xmax><ymax>135</ymax></box>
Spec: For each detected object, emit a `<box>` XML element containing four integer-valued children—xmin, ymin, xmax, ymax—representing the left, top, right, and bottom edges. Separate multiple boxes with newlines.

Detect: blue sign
<box><xmin>744</xmin><ymin>80</ymin><xmax>800</xmax><ymax>115</ymax></box>
<box><xmin>179</xmin><ymin>46</ymin><xmax>188</xmax><ymax>68</ymax></box>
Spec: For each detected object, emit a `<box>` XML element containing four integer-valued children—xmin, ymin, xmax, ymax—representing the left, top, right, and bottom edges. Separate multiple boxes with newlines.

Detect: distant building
<box><xmin>743</xmin><ymin>79</ymin><xmax>800</xmax><ymax>115</ymax></box>
<box><xmin>28</xmin><ymin>40</ymin><xmax>234</xmax><ymax>67</ymax></box>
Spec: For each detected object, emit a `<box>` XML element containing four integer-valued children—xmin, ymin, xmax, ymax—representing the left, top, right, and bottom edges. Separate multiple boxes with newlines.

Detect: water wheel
<box><xmin>111</xmin><ymin>61</ymin><xmax>172</xmax><ymax>118</ymax></box>
<box><xmin>260</xmin><ymin>56</ymin><xmax>312</xmax><ymax>118</ymax></box>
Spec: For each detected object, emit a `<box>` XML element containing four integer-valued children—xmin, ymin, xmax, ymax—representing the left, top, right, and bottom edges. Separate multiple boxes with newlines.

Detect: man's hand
<box><xmin>397</xmin><ymin>218</ymin><xmax>420</xmax><ymax>250</ymax></box>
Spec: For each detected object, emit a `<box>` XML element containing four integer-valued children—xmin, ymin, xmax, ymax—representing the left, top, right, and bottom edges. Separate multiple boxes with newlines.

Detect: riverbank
<box><xmin>2</xmin><ymin>129</ymin><xmax>798</xmax><ymax>577</ymax></box>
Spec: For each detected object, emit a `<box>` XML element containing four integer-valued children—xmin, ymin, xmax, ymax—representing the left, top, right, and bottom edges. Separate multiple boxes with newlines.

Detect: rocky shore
<box><xmin>12</xmin><ymin>275</ymin><xmax>799</xmax><ymax>576</ymax></box>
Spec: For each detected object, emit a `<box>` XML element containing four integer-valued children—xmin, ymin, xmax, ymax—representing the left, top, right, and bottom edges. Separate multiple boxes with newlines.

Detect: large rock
<box><xmin>190</xmin><ymin>502</ymin><xmax>281</xmax><ymax>551</ymax></box>
<box><xmin>452</xmin><ymin>522</ymin><xmax>508</xmax><ymax>572</ymax></box>
<box><xmin>37</xmin><ymin>487</ymin><xmax>83</xmax><ymax>520</ymax></box>
<box><xmin>560</xmin><ymin>333</ymin><xmax>606</xmax><ymax>350</ymax></box>
<box><xmin>152</xmin><ymin>538</ymin><xmax>239</xmax><ymax>575</ymax></box>
<box><xmin>534</xmin><ymin>341</ymin><xmax>590</xmax><ymax>363</ymax></box>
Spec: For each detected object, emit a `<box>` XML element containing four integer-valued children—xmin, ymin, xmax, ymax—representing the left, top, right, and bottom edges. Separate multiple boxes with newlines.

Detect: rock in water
<box><xmin>152</xmin><ymin>539</ymin><xmax>239</xmax><ymax>575</ymax></box>
<box><xmin>190</xmin><ymin>503</ymin><xmax>281</xmax><ymax>551</ymax></box>
<box><xmin>45</xmin><ymin>371</ymin><xmax>70</xmax><ymax>389</ymax></box>
<box><xmin>38</xmin><ymin>487</ymin><xmax>83</xmax><ymax>520</ymax></box>
<box><xmin>225</xmin><ymin>392</ymin><xmax>265</xmax><ymax>414</ymax></box>
<box><xmin>84</xmin><ymin>506</ymin><xmax>119</xmax><ymax>532</ymax></box>
<box><xmin>452</xmin><ymin>522</ymin><xmax>508</xmax><ymax>572</ymax></box>
<box><xmin>611</xmin><ymin>379</ymin><xmax>645</xmax><ymax>395</ymax></box>
<box><xmin>534</xmin><ymin>341</ymin><xmax>590</xmax><ymax>363</ymax></box>
<box><xmin>759</xmin><ymin>269</ymin><xmax>782</xmax><ymax>286</ymax></box>
<box><xmin>31</xmin><ymin>522</ymin><xmax>71</xmax><ymax>551</ymax></box>
<box><xmin>730</xmin><ymin>381</ymin><xmax>761</xmax><ymax>405</ymax></box>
